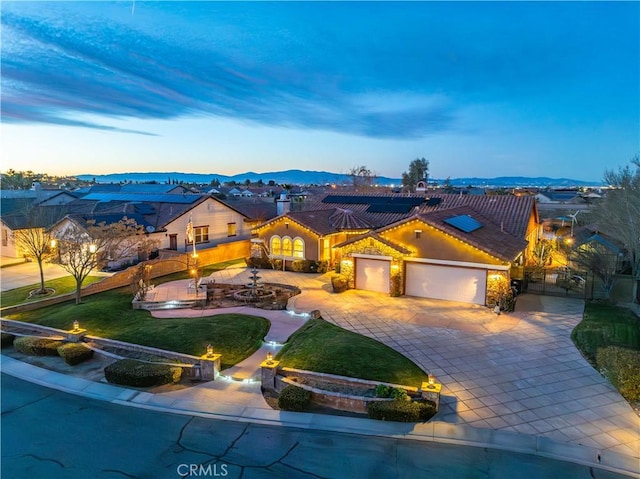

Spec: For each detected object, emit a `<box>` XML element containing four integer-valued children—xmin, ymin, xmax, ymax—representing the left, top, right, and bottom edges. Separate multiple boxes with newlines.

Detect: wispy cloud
<box><xmin>1</xmin><ymin>2</ymin><xmax>637</xmax><ymax>141</ymax></box>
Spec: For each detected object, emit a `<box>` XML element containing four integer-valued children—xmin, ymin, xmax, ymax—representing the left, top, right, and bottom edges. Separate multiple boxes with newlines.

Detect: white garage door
<box><xmin>405</xmin><ymin>263</ymin><xmax>487</xmax><ymax>305</ymax></box>
<box><xmin>355</xmin><ymin>258</ymin><xmax>390</xmax><ymax>294</ymax></box>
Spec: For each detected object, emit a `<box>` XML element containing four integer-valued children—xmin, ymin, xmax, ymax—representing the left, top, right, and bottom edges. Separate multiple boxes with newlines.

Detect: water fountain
<box><xmin>233</xmin><ymin>267</ymin><xmax>277</xmax><ymax>303</ymax></box>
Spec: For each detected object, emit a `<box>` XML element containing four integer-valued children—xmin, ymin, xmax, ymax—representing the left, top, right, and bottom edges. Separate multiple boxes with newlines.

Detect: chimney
<box><xmin>276</xmin><ymin>192</ymin><xmax>291</xmax><ymax>215</ymax></box>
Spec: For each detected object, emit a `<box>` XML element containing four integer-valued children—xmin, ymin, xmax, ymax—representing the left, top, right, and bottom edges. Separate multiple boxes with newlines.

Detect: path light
<box><xmin>72</xmin><ymin>320</ymin><xmax>80</xmax><ymax>332</ymax></box>
<box><xmin>206</xmin><ymin>344</ymin><xmax>214</xmax><ymax>358</ymax></box>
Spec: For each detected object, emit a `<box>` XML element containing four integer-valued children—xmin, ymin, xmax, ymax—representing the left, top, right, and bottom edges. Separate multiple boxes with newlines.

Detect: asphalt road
<box><xmin>1</xmin><ymin>374</ymin><xmax>631</xmax><ymax>479</ymax></box>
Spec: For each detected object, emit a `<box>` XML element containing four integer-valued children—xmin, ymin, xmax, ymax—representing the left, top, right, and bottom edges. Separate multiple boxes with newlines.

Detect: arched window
<box><xmin>270</xmin><ymin>236</ymin><xmax>281</xmax><ymax>256</ymax></box>
<box><xmin>282</xmin><ymin>237</ymin><xmax>293</xmax><ymax>257</ymax></box>
<box><xmin>293</xmin><ymin>238</ymin><xmax>305</xmax><ymax>258</ymax></box>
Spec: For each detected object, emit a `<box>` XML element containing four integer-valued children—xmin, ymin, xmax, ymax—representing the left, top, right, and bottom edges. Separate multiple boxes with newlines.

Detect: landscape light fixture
<box><xmin>266</xmin><ymin>352</ymin><xmax>273</xmax><ymax>364</ymax></box>
<box><xmin>89</xmin><ymin>244</ymin><xmax>97</xmax><ymax>254</ymax></box>
<box><xmin>428</xmin><ymin>374</ymin><xmax>436</xmax><ymax>385</ymax></box>
<box><xmin>72</xmin><ymin>320</ymin><xmax>80</xmax><ymax>332</ymax></box>
<box><xmin>50</xmin><ymin>239</ymin><xmax>57</xmax><ymax>249</ymax></box>
<box><xmin>206</xmin><ymin>344</ymin><xmax>214</xmax><ymax>358</ymax></box>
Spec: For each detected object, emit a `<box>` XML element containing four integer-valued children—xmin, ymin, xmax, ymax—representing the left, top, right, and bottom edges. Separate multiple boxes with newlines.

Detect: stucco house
<box><xmin>253</xmin><ymin>193</ymin><xmax>539</xmax><ymax>305</ymax></box>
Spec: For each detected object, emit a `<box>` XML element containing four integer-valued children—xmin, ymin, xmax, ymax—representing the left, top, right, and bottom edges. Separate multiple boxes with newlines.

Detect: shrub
<box><xmin>1</xmin><ymin>333</ymin><xmax>15</xmax><ymax>348</ymax></box>
<box><xmin>291</xmin><ymin>260</ymin><xmax>328</xmax><ymax>273</ymax></box>
<box><xmin>367</xmin><ymin>399</ymin><xmax>436</xmax><ymax>422</ymax></box>
<box><xmin>375</xmin><ymin>384</ymin><xmax>410</xmax><ymax>400</ymax></box>
<box><xmin>104</xmin><ymin>359</ymin><xmax>182</xmax><ymax>387</ymax></box>
<box><xmin>277</xmin><ymin>384</ymin><xmax>312</xmax><ymax>412</ymax></box>
<box><xmin>331</xmin><ymin>274</ymin><xmax>348</xmax><ymax>293</ymax></box>
<box><xmin>596</xmin><ymin>346</ymin><xmax>640</xmax><ymax>402</ymax></box>
<box><xmin>57</xmin><ymin>343</ymin><xmax>94</xmax><ymax>366</ymax></box>
<box><xmin>13</xmin><ymin>336</ymin><xmax>64</xmax><ymax>356</ymax></box>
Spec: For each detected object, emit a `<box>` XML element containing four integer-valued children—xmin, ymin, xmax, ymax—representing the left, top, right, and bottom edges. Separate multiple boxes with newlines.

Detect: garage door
<box><xmin>405</xmin><ymin>263</ymin><xmax>487</xmax><ymax>305</ymax></box>
<box><xmin>355</xmin><ymin>258</ymin><xmax>390</xmax><ymax>294</ymax></box>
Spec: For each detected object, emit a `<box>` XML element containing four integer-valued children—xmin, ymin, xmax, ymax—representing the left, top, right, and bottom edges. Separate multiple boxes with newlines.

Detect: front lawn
<box><xmin>1</xmin><ymin>276</ymin><xmax>103</xmax><ymax>308</ymax></box>
<box><xmin>5</xmin><ymin>287</ymin><xmax>269</xmax><ymax>369</ymax></box>
<box><xmin>277</xmin><ymin>318</ymin><xmax>427</xmax><ymax>387</ymax></box>
<box><xmin>571</xmin><ymin>302</ymin><xmax>640</xmax><ymax>364</ymax></box>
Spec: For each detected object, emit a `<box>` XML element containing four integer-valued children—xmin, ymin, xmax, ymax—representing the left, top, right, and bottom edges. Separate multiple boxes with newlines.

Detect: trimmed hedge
<box><xmin>367</xmin><ymin>399</ymin><xmax>437</xmax><ymax>422</ymax></box>
<box><xmin>104</xmin><ymin>359</ymin><xmax>182</xmax><ymax>387</ymax></box>
<box><xmin>291</xmin><ymin>260</ymin><xmax>328</xmax><ymax>274</ymax></box>
<box><xmin>277</xmin><ymin>384</ymin><xmax>312</xmax><ymax>412</ymax></box>
<box><xmin>13</xmin><ymin>336</ymin><xmax>64</xmax><ymax>356</ymax></box>
<box><xmin>596</xmin><ymin>346</ymin><xmax>640</xmax><ymax>402</ymax></box>
<box><xmin>57</xmin><ymin>343</ymin><xmax>94</xmax><ymax>366</ymax></box>
<box><xmin>1</xmin><ymin>333</ymin><xmax>15</xmax><ymax>348</ymax></box>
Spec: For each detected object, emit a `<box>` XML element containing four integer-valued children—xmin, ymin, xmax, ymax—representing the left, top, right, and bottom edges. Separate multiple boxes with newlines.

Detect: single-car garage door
<box><xmin>355</xmin><ymin>258</ymin><xmax>390</xmax><ymax>294</ymax></box>
<box><xmin>405</xmin><ymin>263</ymin><xmax>487</xmax><ymax>305</ymax></box>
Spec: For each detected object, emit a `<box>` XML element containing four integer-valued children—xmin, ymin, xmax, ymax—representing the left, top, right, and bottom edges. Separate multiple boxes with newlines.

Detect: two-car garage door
<box><xmin>405</xmin><ymin>262</ymin><xmax>487</xmax><ymax>305</ymax></box>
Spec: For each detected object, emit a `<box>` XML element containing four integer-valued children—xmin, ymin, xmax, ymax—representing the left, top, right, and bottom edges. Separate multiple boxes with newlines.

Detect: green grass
<box><xmin>5</xmin><ymin>287</ymin><xmax>269</xmax><ymax>369</ymax></box>
<box><xmin>1</xmin><ymin>276</ymin><xmax>103</xmax><ymax>308</ymax></box>
<box><xmin>572</xmin><ymin>302</ymin><xmax>640</xmax><ymax>364</ymax></box>
<box><xmin>277</xmin><ymin>318</ymin><xmax>427</xmax><ymax>387</ymax></box>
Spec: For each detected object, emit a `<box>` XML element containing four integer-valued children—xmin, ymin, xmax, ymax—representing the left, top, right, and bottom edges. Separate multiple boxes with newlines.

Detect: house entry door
<box><xmin>169</xmin><ymin>234</ymin><xmax>178</xmax><ymax>250</ymax></box>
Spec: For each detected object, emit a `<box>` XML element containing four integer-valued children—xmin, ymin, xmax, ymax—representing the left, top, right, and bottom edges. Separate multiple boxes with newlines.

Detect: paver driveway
<box><xmin>207</xmin><ymin>267</ymin><xmax>640</xmax><ymax>459</ymax></box>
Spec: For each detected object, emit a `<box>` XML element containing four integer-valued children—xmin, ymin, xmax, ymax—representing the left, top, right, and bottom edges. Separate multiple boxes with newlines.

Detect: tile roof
<box><xmin>255</xmin><ymin>208</ymin><xmax>375</xmax><ymax>235</ymax></box>
<box><xmin>306</xmin><ymin>193</ymin><xmax>536</xmax><ymax>239</ymax></box>
<box><xmin>334</xmin><ymin>232</ymin><xmax>412</xmax><ymax>255</ymax></box>
<box><xmin>416</xmin><ymin>206</ymin><xmax>528</xmax><ymax>262</ymax></box>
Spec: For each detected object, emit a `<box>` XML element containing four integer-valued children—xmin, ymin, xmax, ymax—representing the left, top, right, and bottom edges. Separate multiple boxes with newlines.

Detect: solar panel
<box><xmin>426</xmin><ymin>197</ymin><xmax>442</xmax><ymax>206</ymax></box>
<box><xmin>443</xmin><ymin>215</ymin><xmax>483</xmax><ymax>233</ymax></box>
<box><xmin>366</xmin><ymin>203</ymin><xmax>415</xmax><ymax>214</ymax></box>
<box><xmin>82</xmin><ymin>193</ymin><xmax>200</xmax><ymax>204</ymax></box>
<box><xmin>323</xmin><ymin>195</ymin><xmax>425</xmax><ymax>207</ymax></box>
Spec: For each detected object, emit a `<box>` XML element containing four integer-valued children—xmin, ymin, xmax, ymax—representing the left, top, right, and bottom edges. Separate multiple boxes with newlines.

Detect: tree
<box><xmin>52</xmin><ymin>217</ymin><xmax>147</xmax><ymax>304</ymax></box>
<box><xmin>1</xmin><ymin>169</ymin><xmax>38</xmax><ymax>190</ymax></box>
<box><xmin>570</xmin><ymin>244</ymin><xmax>618</xmax><ymax>300</ymax></box>
<box><xmin>12</xmin><ymin>206</ymin><xmax>68</xmax><ymax>295</ymax></box>
<box><xmin>348</xmin><ymin>165</ymin><xmax>377</xmax><ymax>191</ymax></box>
<box><xmin>592</xmin><ymin>156</ymin><xmax>640</xmax><ymax>301</ymax></box>
<box><xmin>401</xmin><ymin>158</ymin><xmax>429</xmax><ymax>192</ymax></box>
<box><xmin>442</xmin><ymin>177</ymin><xmax>456</xmax><ymax>194</ymax></box>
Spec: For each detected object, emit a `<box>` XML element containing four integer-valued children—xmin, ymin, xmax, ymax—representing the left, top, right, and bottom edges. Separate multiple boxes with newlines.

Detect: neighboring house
<box><xmin>51</xmin><ymin>192</ymin><xmax>253</xmax><ymax>257</ymax></box>
<box><xmin>253</xmin><ymin>193</ymin><xmax>539</xmax><ymax>305</ymax></box>
<box><xmin>74</xmin><ymin>183</ymin><xmax>191</xmax><ymax>195</ymax></box>
<box><xmin>0</xmin><ymin>190</ymin><xmax>76</xmax><ymax>258</ymax></box>
<box><xmin>535</xmin><ymin>189</ymin><xmax>582</xmax><ymax>204</ymax></box>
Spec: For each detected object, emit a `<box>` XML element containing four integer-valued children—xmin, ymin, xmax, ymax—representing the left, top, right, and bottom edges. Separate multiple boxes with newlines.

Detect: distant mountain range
<box><xmin>77</xmin><ymin>170</ymin><xmax>602</xmax><ymax>188</ymax></box>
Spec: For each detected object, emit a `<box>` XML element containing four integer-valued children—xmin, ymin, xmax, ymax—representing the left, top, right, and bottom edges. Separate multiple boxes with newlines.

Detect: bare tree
<box><xmin>592</xmin><ymin>155</ymin><xmax>640</xmax><ymax>301</ymax></box>
<box><xmin>11</xmin><ymin>206</ymin><xmax>66</xmax><ymax>295</ymax></box>
<box><xmin>570</xmin><ymin>244</ymin><xmax>619</xmax><ymax>300</ymax></box>
<box><xmin>348</xmin><ymin>166</ymin><xmax>377</xmax><ymax>192</ymax></box>
<box><xmin>52</xmin><ymin>217</ymin><xmax>147</xmax><ymax>304</ymax></box>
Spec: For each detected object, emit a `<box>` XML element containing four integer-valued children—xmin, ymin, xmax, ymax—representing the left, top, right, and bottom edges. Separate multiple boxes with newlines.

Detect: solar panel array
<box><xmin>426</xmin><ymin>197</ymin><xmax>442</xmax><ymax>206</ymax></box>
<box><xmin>443</xmin><ymin>215</ymin><xmax>483</xmax><ymax>233</ymax></box>
<box><xmin>81</xmin><ymin>193</ymin><xmax>201</xmax><ymax>204</ymax></box>
<box><xmin>322</xmin><ymin>195</ymin><xmax>425</xmax><ymax>214</ymax></box>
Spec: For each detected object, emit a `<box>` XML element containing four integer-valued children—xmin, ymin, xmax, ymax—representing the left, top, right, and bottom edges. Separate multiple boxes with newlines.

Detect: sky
<box><xmin>1</xmin><ymin>1</ymin><xmax>638</xmax><ymax>182</ymax></box>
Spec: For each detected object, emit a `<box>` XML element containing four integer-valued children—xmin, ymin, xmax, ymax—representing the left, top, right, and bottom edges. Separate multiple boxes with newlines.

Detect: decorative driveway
<box><xmin>206</xmin><ymin>266</ymin><xmax>640</xmax><ymax>459</ymax></box>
